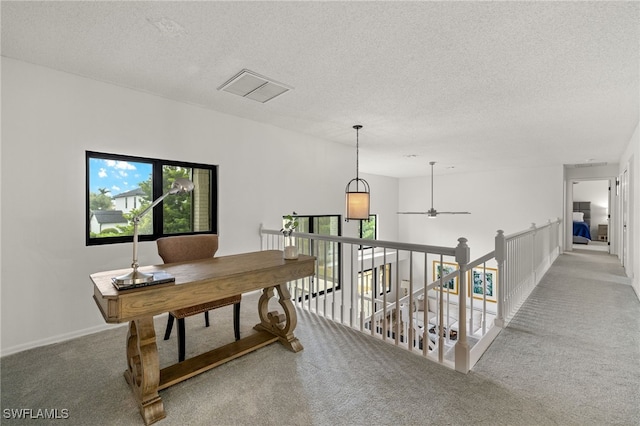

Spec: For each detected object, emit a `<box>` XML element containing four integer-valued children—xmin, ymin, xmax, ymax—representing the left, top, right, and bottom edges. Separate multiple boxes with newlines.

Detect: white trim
<box><xmin>1</xmin><ymin>314</ymin><xmax>167</xmax><ymax>357</ymax></box>
<box><xmin>1</xmin><ymin>323</ymin><xmax>117</xmax><ymax>357</ymax></box>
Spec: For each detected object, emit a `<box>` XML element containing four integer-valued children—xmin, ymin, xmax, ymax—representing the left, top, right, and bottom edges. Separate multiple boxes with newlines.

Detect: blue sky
<box><xmin>88</xmin><ymin>158</ymin><xmax>152</xmax><ymax>196</ymax></box>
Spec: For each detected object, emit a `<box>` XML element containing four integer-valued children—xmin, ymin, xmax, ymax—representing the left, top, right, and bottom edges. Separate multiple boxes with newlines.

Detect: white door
<box><xmin>606</xmin><ymin>181</ymin><xmax>611</xmax><ymax>253</ymax></box>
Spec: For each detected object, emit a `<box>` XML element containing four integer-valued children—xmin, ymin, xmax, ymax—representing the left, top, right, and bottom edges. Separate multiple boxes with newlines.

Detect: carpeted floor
<box><xmin>1</xmin><ymin>249</ymin><xmax>639</xmax><ymax>425</ymax></box>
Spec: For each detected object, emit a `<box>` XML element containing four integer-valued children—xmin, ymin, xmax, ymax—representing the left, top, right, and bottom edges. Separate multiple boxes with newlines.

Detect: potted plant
<box><xmin>281</xmin><ymin>212</ymin><xmax>299</xmax><ymax>259</ymax></box>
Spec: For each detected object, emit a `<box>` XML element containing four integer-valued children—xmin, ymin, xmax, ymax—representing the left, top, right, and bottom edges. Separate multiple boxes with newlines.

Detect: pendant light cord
<box><xmin>431</xmin><ymin>161</ymin><xmax>434</xmax><ymax>210</ymax></box>
<box><xmin>353</xmin><ymin>124</ymin><xmax>363</xmax><ymax>185</ymax></box>
<box><xmin>356</xmin><ymin>127</ymin><xmax>359</xmax><ymax>180</ymax></box>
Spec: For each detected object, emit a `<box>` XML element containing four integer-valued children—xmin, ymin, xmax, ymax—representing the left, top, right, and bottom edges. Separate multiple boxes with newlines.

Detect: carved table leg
<box><xmin>254</xmin><ymin>284</ymin><xmax>303</xmax><ymax>352</ymax></box>
<box><xmin>123</xmin><ymin>318</ymin><xmax>166</xmax><ymax>425</ymax></box>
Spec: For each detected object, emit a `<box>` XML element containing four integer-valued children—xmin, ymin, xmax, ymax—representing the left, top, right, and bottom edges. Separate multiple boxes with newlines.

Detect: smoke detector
<box><xmin>218</xmin><ymin>69</ymin><xmax>292</xmax><ymax>103</ymax></box>
<box><xmin>147</xmin><ymin>17</ymin><xmax>186</xmax><ymax>37</ymax></box>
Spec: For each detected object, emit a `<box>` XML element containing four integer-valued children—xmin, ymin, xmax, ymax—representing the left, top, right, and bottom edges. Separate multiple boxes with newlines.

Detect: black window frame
<box><xmin>359</xmin><ymin>263</ymin><xmax>392</xmax><ymax>297</ymax></box>
<box><xmin>358</xmin><ymin>214</ymin><xmax>377</xmax><ymax>249</ymax></box>
<box><xmin>86</xmin><ymin>151</ymin><xmax>218</xmax><ymax>246</ymax></box>
<box><xmin>288</xmin><ymin>214</ymin><xmax>342</xmax><ymax>301</ymax></box>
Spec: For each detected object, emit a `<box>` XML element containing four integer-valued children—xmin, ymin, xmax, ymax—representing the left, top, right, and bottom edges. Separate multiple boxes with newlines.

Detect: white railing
<box><xmin>495</xmin><ymin>219</ymin><xmax>562</xmax><ymax>327</ymax></box>
<box><xmin>260</xmin><ymin>218</ymin><xmax>562</xmax><ymax>373</ymax></box>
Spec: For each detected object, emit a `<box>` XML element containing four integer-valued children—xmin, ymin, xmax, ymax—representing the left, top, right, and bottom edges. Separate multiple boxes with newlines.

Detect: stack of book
<box><xmin>111</xmin><ymin>271</ymin><xmax>175</xmax><ymax>291</ymax></box>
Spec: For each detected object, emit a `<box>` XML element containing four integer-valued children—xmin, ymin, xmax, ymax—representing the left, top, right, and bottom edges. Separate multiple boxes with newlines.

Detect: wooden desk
<box><xmin>91</xmin><ymin>250</ymin><xmax>315</xmax><ymax>425</ymax></box>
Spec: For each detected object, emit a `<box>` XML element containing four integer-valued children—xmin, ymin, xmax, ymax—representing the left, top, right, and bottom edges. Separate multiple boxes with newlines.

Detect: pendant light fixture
<box><xmin>345</xmin><ymin>124</ymin><xmax>370</xmax><ymax>221</ymax></box>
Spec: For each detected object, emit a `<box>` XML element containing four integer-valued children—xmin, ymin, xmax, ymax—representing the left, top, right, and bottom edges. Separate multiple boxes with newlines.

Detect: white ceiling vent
<box><xmin>218</xmin><ymin>69</ymin><xmax>292</xmax><ymax>103</ymax></box>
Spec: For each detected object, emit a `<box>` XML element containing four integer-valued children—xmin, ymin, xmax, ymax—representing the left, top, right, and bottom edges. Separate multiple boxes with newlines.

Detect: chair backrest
<box><xmin>156</xmin><ymin>234</ymin><xmax>219</xmax><ymax>264</ymax></box>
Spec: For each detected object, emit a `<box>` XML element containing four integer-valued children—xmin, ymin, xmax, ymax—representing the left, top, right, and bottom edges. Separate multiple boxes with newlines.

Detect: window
<box><xmin>357</xmin><ymin>214</ymin><xmax>377</xmax><ymax>250</ymax></box>
<box><xmin>286</xmin><ymin>214</ymin><xmax>342</xmax><ymax>300</ymax></box>
<box><xmin>359</xmin><ymin>264</ymin><xmax>392</xmax><ymax>297</ymax></box>
<box><xmin>358</xmin><ymin>263</ymin><xmax>392</xmax><ymax>317</ymax></box>
<box><xmin>358</xmin><ymin>214</ymin><xmax>377</xmax><ymax>240</ymax></box>
<box><xmin>86</xmin><ymin>151</ymin><xmax>218</xmax><ymax>245</ymax></box>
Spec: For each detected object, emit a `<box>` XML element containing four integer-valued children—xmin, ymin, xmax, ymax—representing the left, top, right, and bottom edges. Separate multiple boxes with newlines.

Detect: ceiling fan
<box><xmin>397</xmin><ymin>161</ymin><xmax>471</xmax><ymax>218</ymax></box>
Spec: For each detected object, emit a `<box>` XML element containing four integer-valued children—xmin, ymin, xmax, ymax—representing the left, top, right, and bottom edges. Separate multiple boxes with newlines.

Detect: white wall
<box><xmin>398</xmin><ymin>166</ymin><xmax>564</xmax><ymax>259</ymax></box>
<box><xmin>573</xmin><ymin>180</ymin><xmax>610</xmax><ymax>239</ymax></box>
<box><xmin>0</xmin><ymin>58</ymin><xmax>400</xmax><ymax>355</ymax></box>
<box><xmin>2</xmin><ymin>57</ymin><xmax>633</xmax><ymax>355</ymax></box>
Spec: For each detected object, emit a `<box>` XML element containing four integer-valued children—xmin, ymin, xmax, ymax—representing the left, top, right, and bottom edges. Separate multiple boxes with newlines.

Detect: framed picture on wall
<box><xmin>432</xmin><ymin>261</ymin><xmax>459</xmax><ymax>295</ymax></box>
<box><xmin>469</xmin><ymin>267</ymin><xmax>497</xmax><ymax>302</ymax></box>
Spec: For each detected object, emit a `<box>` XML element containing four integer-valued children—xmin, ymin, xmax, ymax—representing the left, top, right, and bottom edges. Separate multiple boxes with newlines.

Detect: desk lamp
<box><xmin>113</xmin><ymin>178</ymin><xmax>194</xmax><ymax>285</ymax></box>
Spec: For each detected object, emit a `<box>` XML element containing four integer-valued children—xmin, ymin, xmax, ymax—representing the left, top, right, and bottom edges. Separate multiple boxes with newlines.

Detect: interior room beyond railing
<box><xmin>260</xmin><ymin>218</ymin><xmax>562</xmax><ymax>373</ymax></box>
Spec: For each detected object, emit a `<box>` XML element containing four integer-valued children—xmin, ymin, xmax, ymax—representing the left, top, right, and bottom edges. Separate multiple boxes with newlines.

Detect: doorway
<box><xmin>621</xmin><ymin>167</ymin><xmax>629</xmax><ymax>270</ymax></box>
<box><xmin>572</xmin><ymin>179</ymin><xmax>611</xmax><ymax>252</ymax></box>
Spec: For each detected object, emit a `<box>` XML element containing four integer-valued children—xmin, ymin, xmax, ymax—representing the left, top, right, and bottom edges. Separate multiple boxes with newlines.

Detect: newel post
<box><xmin>547</xmin><ymin>219</ymin><xmax>553</xmax><ymax>260</ymax></box>
<box><xmin>258</xmin><ymin>223</ymin><xmax>265</xmax><ymax>250</ymax></box>
<box><xmin>454</xmin><ymin>237</ymin><xmax>470</xmax><ymax>373</ymax></box>
<box><xmin>494</xmin><ymin>230</ymin><xmax>506</xmax><ymax>328</ymax></box>
<box><xmin>556</xmin><ymin>217</ymin><xmax>563</xmax><ymax>253</ymax></box>
<box><xmin>530</xmin><ymin>223</ymin><xmax>537</xmax><ymax>286</ymax></box>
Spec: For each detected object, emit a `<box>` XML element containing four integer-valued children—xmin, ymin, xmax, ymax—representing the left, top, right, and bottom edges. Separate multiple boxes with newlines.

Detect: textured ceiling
<box><xmin>2</xmin><ymin>1</ymin><xmax>638</xmax><ymax>178</ymax></box>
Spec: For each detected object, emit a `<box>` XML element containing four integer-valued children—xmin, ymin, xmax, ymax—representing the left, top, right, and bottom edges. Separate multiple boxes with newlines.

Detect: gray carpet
<box><xmin>2</xmin><ymin>249</ymin><xmax>639</xmax><ymax>425</ymax></box>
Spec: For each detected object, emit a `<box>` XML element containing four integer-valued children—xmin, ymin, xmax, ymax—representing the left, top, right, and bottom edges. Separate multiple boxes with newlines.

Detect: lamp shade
<box><xmin>345</xmin><ymin>178</ymin><xmax>370</xmax><ymax>220</ymax></box>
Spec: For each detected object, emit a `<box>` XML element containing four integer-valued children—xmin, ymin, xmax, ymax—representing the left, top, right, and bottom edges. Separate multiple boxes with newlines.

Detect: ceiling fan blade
<box><xmin>399</xmin><ymin>163</ymin><xmax>471</xmax><ymax>218</ymax></box>
<box><xmin>398</xmin><ymin>208</ymin><xmax>438</xmax><ymax>217</ymax></box>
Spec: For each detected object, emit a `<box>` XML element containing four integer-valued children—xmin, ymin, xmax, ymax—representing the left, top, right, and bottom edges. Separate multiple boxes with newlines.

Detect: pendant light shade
<box><xmin>345</xmin><ymin>125</ymin><xmax>370</xmax><ymax>221</ymax></box>
<box><xmin>345</xmin><ymin>187</ymin><xmax>370</xmax><ymax>219</ymax></box>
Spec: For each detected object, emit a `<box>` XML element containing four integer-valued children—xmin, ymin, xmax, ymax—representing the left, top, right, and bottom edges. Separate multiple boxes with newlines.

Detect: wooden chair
<box><xmin>156</xmin><ymin>234</ymin><xmax>241</xmax><ymax>362</ymax></box>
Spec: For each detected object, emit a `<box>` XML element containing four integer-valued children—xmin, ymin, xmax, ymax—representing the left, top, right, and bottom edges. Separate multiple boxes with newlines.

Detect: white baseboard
<box><xmin>1</xmin><ymin>322</ymin><xmax>127</xmax><ymax>358</ymax></box>
<box><xmin>469</xmin><ymin>325</ymin><xmax>502</xmax><ymax>368</ymax></box>
<box><xmin>2</xmin><ymin>312</ymin><xmax>172</xmax><ymax>358</ymax></box>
